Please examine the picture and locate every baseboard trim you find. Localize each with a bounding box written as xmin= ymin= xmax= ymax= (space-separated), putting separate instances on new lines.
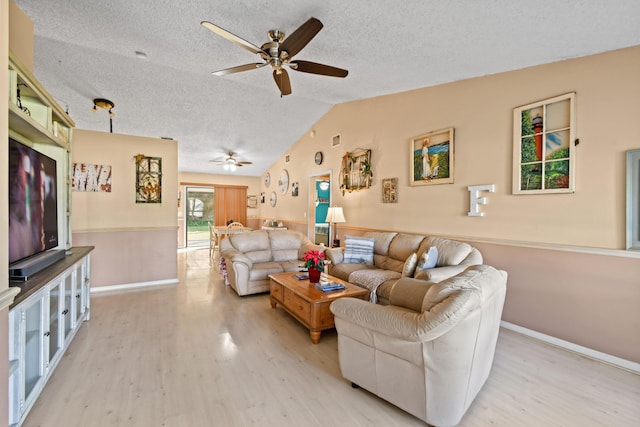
xmin=91 ymin=279 xmax=179 ymax=294
xmin=501 ymin=321 xmax=640 ymax=374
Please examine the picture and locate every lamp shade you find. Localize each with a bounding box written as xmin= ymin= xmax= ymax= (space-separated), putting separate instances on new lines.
xmin=325 ymin=206 xmax=346 ymax=223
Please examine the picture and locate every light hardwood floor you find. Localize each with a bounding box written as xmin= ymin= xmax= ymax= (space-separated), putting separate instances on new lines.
xmin=23 ymin=248 xmax=640 ymax=426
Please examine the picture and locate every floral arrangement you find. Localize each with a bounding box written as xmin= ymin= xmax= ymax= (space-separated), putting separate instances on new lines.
xmin=303 ymin=249 xmax=325 ymax=272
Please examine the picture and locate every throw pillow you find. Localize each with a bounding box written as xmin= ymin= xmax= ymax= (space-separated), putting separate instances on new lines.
xmin=401 ymin=253 xmax=418 ymax=277
xmin=343 ymin=235 xmax=374 ymax=265
xmin=417 ymin=246 xmax=438 ymax=270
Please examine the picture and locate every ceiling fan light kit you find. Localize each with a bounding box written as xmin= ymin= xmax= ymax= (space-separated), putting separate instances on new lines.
xmin=201 ymin=17 xmax=348 ymax=96
xmin=210 ymin=151 xmax=253 ymax=172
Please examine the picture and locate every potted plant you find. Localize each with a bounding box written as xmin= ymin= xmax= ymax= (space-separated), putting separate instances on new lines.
xmin=303 ymin=249 xmax=325 ymax=283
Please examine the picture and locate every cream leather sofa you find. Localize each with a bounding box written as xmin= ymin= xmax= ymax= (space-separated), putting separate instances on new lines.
xmin=330 ymin=265 xmax=507 ymax=427
xmin=219 ymin=230 xmax=322 ymax=296
xmin=325 ymin=232 xmax=482 ymax=304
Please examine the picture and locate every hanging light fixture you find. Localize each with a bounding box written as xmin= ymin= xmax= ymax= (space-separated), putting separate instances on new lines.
xmin=92 ymin=98 xmax=115 ymax=133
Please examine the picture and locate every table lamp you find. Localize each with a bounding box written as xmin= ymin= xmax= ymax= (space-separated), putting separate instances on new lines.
xmin=325 ymin=206 xmax=346 ymax=248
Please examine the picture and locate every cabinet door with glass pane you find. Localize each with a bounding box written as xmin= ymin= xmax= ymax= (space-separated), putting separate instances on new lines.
xmin=9 ymin=290 xmax=47 ymax=426
xmin=47 ymin=280 xmax=63 ymax=370
xmin=63 ymin=272 xmax=74 ymax=344
xmin=72 ymin=263 xmax=84 ymax=327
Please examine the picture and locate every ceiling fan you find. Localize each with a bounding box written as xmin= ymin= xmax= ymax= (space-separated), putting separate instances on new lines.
xmin=201 ymin=17 xmax=348 ymax=96
xmin=209 ymin=152 xmax=253 ymax=171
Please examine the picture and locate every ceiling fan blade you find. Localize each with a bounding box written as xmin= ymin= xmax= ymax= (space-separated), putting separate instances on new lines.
xmin=289 ymin=60 xmax=348 ymax=78
xmin=237 ymin=161 xmax=253 ymax=165
xmin=201 ymin=21 xmax=263 ymax=55
xmin=212 ymin=62 xmax=267 ymax=76
xmin=280 ymin=17 xmax=323 ymax=58
xmin=273 ymin=69 xmax=292 ymax=96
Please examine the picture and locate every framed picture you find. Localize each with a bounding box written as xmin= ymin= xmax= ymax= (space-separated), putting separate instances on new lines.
xmin=332 ymin=133 xmax=341 ymax=148
xmin=260 ymin=192 xmax=265 ymax=204
xmin=72 ymin=163 xmax=112 ymax=192
xmin=382 ymin=178 xmax=398 ymax=203
xmin=135 ymin=155 xmax=162 ymax=203
xmin=627 ymin=149 xmax=640 ymax=250
xmin=285 ymin=154 xmax=290 ymax=163
xmin=409 ymin=127 xmax=454 ymax=186
xmin=512 ymin=92 xmax=576 ymax=194
xmin=291 ymin=182 xmax=299 ymax=197
xmin=247 ymin=195 xmax=258 ymax=208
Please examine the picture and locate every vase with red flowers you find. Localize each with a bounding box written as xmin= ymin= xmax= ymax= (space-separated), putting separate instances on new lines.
xmin=303 ymin=249 xmax=325 ymax=283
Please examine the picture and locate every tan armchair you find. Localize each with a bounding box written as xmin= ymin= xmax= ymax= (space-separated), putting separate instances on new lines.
xmin=329 ymin=265 xmax=507 ymax=426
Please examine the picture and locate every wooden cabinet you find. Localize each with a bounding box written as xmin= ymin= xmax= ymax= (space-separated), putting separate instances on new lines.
xmin=8 ymin=247 xmax=92 ymax=427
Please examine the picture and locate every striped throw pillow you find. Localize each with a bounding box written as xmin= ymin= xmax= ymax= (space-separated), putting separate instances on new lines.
xmin=343 ymin=236 xmax=374 ymax=265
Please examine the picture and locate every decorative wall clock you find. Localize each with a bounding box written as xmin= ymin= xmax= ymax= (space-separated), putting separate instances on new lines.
xmin=264 ymin=172 xmax=271 ymax=187
xmin=279 ymin=169 xmax=289 ymax=194
xmin=315 ymin=151 xmax=324 ymax=165
xmin=270 ymin=191 xmax=277 ymax=207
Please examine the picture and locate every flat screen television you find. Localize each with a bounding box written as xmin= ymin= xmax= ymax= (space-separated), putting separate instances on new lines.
xmin=8 ymin=137 xmax=59 ymax=271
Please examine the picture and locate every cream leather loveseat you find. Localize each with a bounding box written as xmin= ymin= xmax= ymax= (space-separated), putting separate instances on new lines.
xmin=325 ymin=232 xmax=482 ymax=304
xmin=220 ymin=230 xmax=322 ymax=296
xmin=330 ymin=265 xmax=507 ymax=426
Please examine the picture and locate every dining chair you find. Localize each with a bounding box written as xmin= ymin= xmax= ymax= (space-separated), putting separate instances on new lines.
xmin=208 ymin=221 xmax=217 ymax=257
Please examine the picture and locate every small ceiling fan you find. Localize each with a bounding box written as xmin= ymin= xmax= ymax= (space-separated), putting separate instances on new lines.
xmin=201 ymin=17 xmax=348 ymax=96
xmin=210 ymin=152 xmax=252 ymax=171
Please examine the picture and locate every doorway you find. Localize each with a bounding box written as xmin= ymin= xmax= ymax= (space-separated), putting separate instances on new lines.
xmin=184 ymin=186 xmax=214 ymax=247
xmin=308 ymin=171 xmax=332 ymax=245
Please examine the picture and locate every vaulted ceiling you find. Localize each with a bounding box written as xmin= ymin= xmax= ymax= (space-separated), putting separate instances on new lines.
xmin=13 ymin=0 xmax=640 ymax=175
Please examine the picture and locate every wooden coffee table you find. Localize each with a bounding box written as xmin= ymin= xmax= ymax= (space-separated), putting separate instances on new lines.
xmin=269 ymin=272 xmax=369 ymax=344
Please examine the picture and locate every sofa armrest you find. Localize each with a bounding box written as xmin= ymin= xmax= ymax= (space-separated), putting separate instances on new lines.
xmin=388 ymin=278 xmax=434 ymax=312
xmin=415 ymin=265 xmax=469 ymax=283
xmin=225 ymin=251 xmax=253 ymax=269
xmin=330 ymin=292 xmax=476 ymax=343
xmin=299 ymin=241 xmax=326 ymax=258
xmin=325 ymin=247 xmax=344 ymax=264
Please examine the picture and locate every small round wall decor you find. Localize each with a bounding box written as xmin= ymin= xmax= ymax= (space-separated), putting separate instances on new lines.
xmin=279 ymin=169 xmax=289 ymax=194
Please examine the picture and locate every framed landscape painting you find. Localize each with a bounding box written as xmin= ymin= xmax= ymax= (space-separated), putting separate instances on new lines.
xmin=512 ymin=92 xmax=576 ymax=194
xmin=409 ymin=127 xmax=454 ymax=186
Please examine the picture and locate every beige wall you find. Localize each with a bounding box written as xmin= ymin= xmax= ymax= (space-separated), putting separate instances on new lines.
xmin=72 ymin=130 xmax=178 ymax=287
xmin=7 ymin=0 xmax=32 ymax=71
xmin=268 ymin=46 xmax=640 ymax=250
xmin=73 ymin=130 xmax=178 ymax=230
xmin=262 ymin=46 xmax=640 ymax=362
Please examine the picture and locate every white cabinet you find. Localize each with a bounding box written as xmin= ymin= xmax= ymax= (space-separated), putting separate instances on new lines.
xmin=8 ymin=52 xmax=75 ymax=251
xmin=8 ymin=248 xmax=92 ymax=427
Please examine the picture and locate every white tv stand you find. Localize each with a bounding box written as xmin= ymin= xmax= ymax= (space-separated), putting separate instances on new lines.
xmin=7 ymin=246 xmax=93 ymax=427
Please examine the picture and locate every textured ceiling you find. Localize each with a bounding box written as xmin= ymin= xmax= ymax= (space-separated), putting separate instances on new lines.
xmin=13 ymin=0 xmax=640 ymax=176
